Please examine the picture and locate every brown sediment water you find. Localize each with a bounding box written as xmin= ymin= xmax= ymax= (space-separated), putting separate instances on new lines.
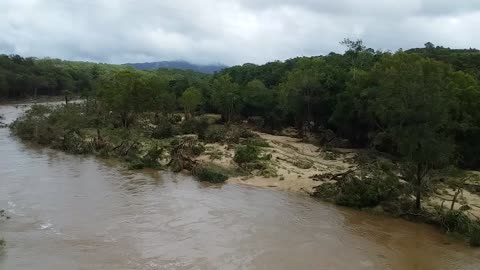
xmin=0 ymin=104 xmax=479 ymax=270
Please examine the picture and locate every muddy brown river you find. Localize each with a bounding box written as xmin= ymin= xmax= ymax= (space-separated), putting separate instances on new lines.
xmin=0 ymin=104 xmax=479 ymax=270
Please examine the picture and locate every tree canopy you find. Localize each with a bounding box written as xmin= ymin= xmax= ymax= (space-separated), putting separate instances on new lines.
xmin=179 ymin=87 xmax=203 ymax=119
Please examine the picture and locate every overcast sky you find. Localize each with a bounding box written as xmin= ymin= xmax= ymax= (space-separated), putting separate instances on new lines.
xmin=1 ymin=0 xmax=479 ymax=65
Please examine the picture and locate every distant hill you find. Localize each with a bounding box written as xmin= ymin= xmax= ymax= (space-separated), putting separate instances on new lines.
xmin=124 ymin=61 xmax=227 ymax=74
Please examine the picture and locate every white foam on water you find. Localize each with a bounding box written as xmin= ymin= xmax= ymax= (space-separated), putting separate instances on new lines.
xmin=7 ymin=201 xmax=16 ymax=214
xmin=39 ymin=222 xmax=53 ymax=230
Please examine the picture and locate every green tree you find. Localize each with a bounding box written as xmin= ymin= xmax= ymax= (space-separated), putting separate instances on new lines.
xmin=211 ymin=75 xmax=243 ymax=122
xmin=329 ymin=68 xmax=377 ymax=146
xmin=0 ymin=73 xmax=8 ymax=99
xmin=341 ymin=38 xmax=365 ymax=80
xmin=340 ymin=38 xmax=379 ymax=81
xmin=424 ymin=42 xmax=435 ymax=50
xmin=241 ymin=79 xmax=275 ymax=116
xmin=145 ymin=75 xmax=177 ymax=117
xmin=63 ymin=89 xmax=73 ymax=105
xmin=98 ymin=70 xmax=148 ymax=128
xmin=179 ymin=87 xmax=202 ymax=119
xmin=278 ymin=58 xmax=344 ymax=135
xmin=448 ymin=71 xmax=480 ymax=168
xmin=372 ymin=53 xmax=456 ymax=210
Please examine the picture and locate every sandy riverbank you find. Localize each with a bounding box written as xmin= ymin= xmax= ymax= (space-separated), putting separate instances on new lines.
xmin=0 ymin=96 xmax=81 ymax=106
xmin=196 ymin=130 xmax=480 ymax=220
xmin=196 ymin=131 xmax=356 ymax=194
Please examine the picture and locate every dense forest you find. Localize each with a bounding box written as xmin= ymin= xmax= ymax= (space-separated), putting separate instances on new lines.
xmin=4 ymin=41 xmax=480 ymax=170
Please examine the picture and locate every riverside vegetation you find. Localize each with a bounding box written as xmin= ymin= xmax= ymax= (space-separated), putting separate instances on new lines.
xmin=0 ymin=210 xmax=9 ymax=250
xmin=6 ymin=40 xmax=480 ymax=246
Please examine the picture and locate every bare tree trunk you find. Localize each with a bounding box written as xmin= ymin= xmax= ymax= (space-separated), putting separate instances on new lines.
xmin=414 ymin=163 xmax=426 ymax=210
xmin=296 ymin=115 xmax=305 ymax=138
xmin=184 ymin=110 xmax=192 ymax=120
xmin=121 ymin=112 xmax=129 ymax=129
xmin=451 ymin=189 xmax=462 ymax=210
xmin=415 ymin=188 xmax=422 ymax=210
xmin=227 ymin=110 xmax=231 ymax=123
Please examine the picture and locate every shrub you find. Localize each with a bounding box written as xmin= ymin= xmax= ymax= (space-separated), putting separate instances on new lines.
xmin=435 ymin=209 xmax=480 ymax=246
xmin=10 ymin=104 xmax=95 ymax=149
xmin=151 ymin=116 xmax=174 ymax=139
xmin=438 ymin=209 xmax=471 ymax=234
xmin=247 ymin=116 xmax=265 ymax=128
xmin=259 ymin=165 xmax=278 ymax=178
xmin=234 ymin=144 xmax=261 ymax=164
xmin=140 ymin=144 xmax=164 ymax=168
xmin=10 ymin=105 xmax=51 ymax=141
xmin=199 ymin=114 xmax=221 ymax=124
xmin=194 ymin=164 xmax=229 ymax=183
xmin=313 ymin=183 xmax=339 ymax=201
xmin=335 ymin=174 xmax=402 ymax=208
xmin=203 ymin=125 xmax=228 ymax=143
xmin=168 ymin=114 xmax=182 ymax=124
xmin=128 ymin=160 xmax=145 ymax=170
xmin=61 ymin=131 xmax=92 ymax=154
xmin=241 ymin=160 xmax=268 ymax=172
xmin=227 ymin=126 xmax=255 ymax=143
xmin=179 ymin=117 xmax=209 ymax=137
xmin=469 ymin=224 xmax=480 ymax=247
xmin=192 ymin=143 xmax=205 ymax=156
xmin=169 ymin=135 xmax=205 ymax=172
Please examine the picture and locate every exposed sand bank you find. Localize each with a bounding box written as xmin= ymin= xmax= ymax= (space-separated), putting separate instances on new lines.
xmin=196 ymin=131 xmax=357 ymax=194
xmin=196 ymin=130 xmax=480 ymax=221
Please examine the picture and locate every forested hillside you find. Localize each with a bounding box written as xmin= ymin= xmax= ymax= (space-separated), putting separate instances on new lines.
xmin=124 ymin=60 xmax=227 ymax=74
xmin=4 ymin=40 xmax=480 ymax=172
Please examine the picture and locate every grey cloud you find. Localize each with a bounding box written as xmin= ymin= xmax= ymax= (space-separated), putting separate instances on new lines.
xmin=0 ymin=0 xmax=479 ymax=65
xmin=239 ymin=0 xmax=480 ymax=16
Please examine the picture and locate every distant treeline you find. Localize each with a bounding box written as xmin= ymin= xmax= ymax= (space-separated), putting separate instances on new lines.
xmin=0 ymin=55 xmax=101 ymax=99
xmin=3 ymin=41 xmax=480 ymax=172
xmin=124 ymin=60 xmax=227 ymax=74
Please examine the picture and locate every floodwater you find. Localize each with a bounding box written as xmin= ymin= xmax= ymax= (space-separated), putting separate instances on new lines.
xmin=0 ymin=104 xmax=479 ymax=270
